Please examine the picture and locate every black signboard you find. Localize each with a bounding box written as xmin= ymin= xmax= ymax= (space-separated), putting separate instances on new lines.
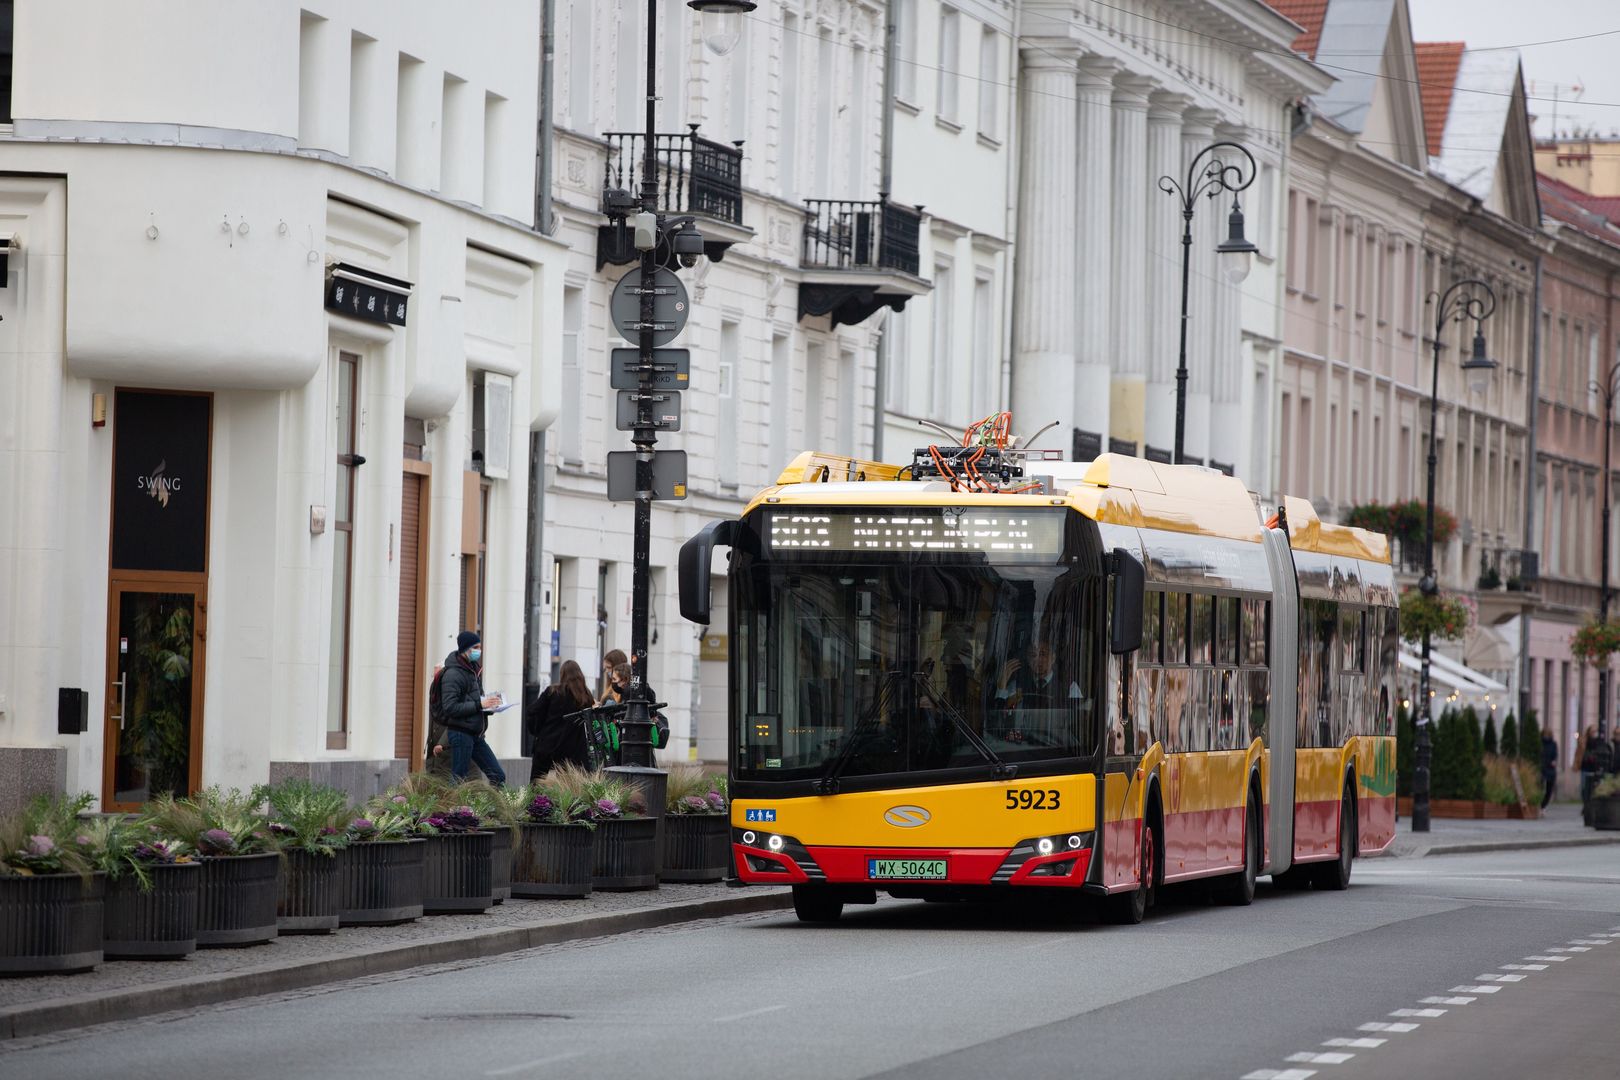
xmin=765 ymin=508 xmax=1066 ymax=560
xmin=325 ymin=263 xmax=410 ymax=326
xmin=111 ymin=391 xmax=212 ymax=573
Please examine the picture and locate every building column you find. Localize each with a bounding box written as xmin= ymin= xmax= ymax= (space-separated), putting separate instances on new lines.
xmin=1073 ymin=56 xmax=1123 ymax=451
xmin=1208 ymin=123 xmax=1248 ymax=474
xmin=1010 ymin=47 xmax=1081 ymax=438
xmin=1181 ymin=108 xmax=1220 ymax=466
xmin=1109 ymin=75 xmax=1154 ymax=455
xmin=1144 ymin=92 xmax=1190 ymax=459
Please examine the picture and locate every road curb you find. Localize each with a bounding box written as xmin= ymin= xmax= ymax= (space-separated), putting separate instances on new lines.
xmin=0 ymin=888 xmax=794 ymax=1041
xmin=1414 ymin=835 xmax=1620 ymax=857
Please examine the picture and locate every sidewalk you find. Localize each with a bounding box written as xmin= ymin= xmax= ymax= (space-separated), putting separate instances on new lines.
xmin=1383 ymin=802 xmax=1620 ymax=858
xmin=0 ymin=882 xmax=791 ymax=1041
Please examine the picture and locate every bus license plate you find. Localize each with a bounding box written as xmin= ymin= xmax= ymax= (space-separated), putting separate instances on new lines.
xmin=868 ymin=858 xmax=947 ymax=880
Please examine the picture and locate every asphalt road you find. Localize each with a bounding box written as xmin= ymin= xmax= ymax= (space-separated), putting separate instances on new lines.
xmin=2 ymin=845 xmax=1617 ymax=1080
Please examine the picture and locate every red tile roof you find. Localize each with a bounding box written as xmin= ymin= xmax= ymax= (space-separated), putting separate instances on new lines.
xmin=1268 ymin=0 xmax=1328 ymax=59
xmin=1538 ymin=173 xmax=1620 ymax=246
xmin=1415 ymin=42 xmax=1467 ymax=158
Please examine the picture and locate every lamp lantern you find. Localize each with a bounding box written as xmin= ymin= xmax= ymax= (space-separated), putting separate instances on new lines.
xmin=687 ymin=1 xmax=756 ymax=56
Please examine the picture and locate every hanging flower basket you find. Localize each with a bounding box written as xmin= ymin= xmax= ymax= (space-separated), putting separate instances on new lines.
xmin=1398 ymin=588 xmax=1471 ymax=643
xmin=1345 ymin=500 xmax=1458 ymax=548
xmin=1570 ymin=620 xmax=1620 ymax=667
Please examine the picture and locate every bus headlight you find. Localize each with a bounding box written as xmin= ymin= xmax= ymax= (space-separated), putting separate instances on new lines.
xmin=1067 ymin=834 xmax=1084 ymax=850
xmin=741 ymin=831 xmax=756 ymax=846
xmin=1036 ymin=837 xmax=1055 ymax=856
xmin=767 ymin=835 xmax=785 ymax=852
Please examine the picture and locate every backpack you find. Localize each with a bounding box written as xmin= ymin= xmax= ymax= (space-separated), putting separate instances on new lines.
xmin=428 ymin=665 xmax=447 ymax=724
xmin=423 ymin=665 xmax=451 ymax=776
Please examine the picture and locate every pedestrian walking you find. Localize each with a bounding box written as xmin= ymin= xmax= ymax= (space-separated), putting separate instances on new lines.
xmin=438 ymin=631 xmax=508 ymax=787
xmin=599 ymin=648 xmax=628 ymax=704
xmin=1577 ymin=725 xmax=1600 ymax=821
xmin=1540 ymin=729 xmax=1559 ymax=810
xmin=526 ymin=659 xmax=597 ymax=781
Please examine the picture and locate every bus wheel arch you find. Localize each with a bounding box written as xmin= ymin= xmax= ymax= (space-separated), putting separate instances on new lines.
xmin=1311 ymin=775 xmax=1356 ymax=891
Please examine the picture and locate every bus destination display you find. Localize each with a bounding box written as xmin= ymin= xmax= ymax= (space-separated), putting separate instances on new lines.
xmin=767 ymin=510 xmax=1063 ymax=556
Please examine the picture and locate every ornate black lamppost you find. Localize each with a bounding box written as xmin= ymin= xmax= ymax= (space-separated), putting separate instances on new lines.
xmin=1158 ymin=141 xmax=1259 ymax=464
xmin=1590 ymin=362 xmax=1620 ymax=740
xmin=1413 ymin=279 xmax=1498 ymax=832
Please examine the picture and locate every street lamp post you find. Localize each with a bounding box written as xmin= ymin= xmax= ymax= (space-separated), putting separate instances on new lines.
xmin=1413 ymin=278 xmax=1498 ymax=833
xmin=1158 ymin=141 xmax=1259 ymax=465
xmin=1590 ymin=362 xmax=1620 ymax=741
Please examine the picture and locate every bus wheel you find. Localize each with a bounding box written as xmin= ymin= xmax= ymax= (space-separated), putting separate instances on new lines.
xmin=1312 ymin=786 xmax=1355 ymax=891
xmin=1104 ymin=822 xmax=1155 ymax=925
xmin=792 ymin=885 xmax=844 ymax=923
xmin=1218 ymin=799 xmax=1259 ymax=906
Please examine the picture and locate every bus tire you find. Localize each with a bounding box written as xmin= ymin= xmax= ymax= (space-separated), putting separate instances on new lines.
xmin=792 ymin=886 xmax=844 ymax=923
xmin=1218 ymin=796 xmax=1259 ymax=906
xmin=1104 ymin=817 xmax=1156 ymax=925
xmin=1311 ymin=784 xmax=1355 ymax=891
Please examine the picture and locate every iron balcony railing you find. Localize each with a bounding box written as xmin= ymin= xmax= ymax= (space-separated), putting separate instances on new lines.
xmin=602 ymin=125 xmax=744 ymax=226
xmin=801 ymin=198 xmax=922 ymax=275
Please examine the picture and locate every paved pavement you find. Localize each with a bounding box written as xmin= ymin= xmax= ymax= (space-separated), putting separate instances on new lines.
xmin=2 ymin=843 xmax=1615 ymax=1079
xmin=1384 ymin=801 xmax=1620 ymax=857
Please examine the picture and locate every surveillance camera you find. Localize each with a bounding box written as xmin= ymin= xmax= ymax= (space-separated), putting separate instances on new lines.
xmin=671 ymin=226 xmax=705 ymax=269
xmin=679 ymin=251 xmax=701 ymax=269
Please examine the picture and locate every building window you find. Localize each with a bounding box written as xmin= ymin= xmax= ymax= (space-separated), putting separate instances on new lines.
xmin=931 ymin=261 xmax=954 ymax=417
xmin=327 ymin=352 xmax=360 ymax=749
xmin=974 ymin=273 xmax=996 ymax=410
xmin=568 ymin=0 xmax=593 ymax=131
xmin=615 ymin=7 xmax=642 ymax=131
xmin=719 ymin=321 xmax=740 ymax=486
xmin=976 ymin=27 xmax=1000 ymax=140
xmin=804 ymin=341 xmax=825 ymax=450
xmin=560 ymin=286 xmax=584 ymax=464
xmin=770 ymin=331 xmax=793 ymax=479
xmin=885 ymin=309 xmax=909 ymax=412
xmin=936 ymin=7 xmax=960 ymax=124
xmin=780 ymin=11 xmax=801 ymax=196
xmin=895 ymin=0 xmax=918 ymax=104
xmin=0 ymin=0 xmax=13 ymax=125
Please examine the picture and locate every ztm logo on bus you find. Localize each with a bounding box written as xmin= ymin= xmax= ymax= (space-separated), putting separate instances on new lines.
xmin=884 ymin=805 xmax=931 ymax=828
xmin=745 ymin=809 xmax=777 ymax=823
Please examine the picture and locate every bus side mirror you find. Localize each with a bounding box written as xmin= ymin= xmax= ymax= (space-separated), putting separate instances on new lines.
xmin=679 ymin=519 xmax=739 ymax=625
xmin=1108 ymin=548 xmax=1145 ymax=655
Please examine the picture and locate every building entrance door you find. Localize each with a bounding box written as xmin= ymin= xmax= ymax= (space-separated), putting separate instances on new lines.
xmin=103 ymin=389 xmax=213 ymax=810
xmin=104 ymin=583 xmax=206 ymax=811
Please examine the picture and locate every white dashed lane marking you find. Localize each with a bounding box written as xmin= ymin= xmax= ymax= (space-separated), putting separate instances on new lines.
xmin=1449 ymin=985 xmax=1502 ymax=994
xmin=1525 ymin=955 xmax=1570 ymax=961
xmin=1420 ymin=996 xmax=1474 ymax=1005
xmin=1500 ymin=963 xmax=1547 ymax=970
xmin=1241 ymin=1069 xmax=1318 ymax=1080
xmin=1473 ymin=973 xmax=1526 ymax=982
xmin=1286 ymin=1051 xmax=1355 ymax=1065
xmin=1390 ymin=1008 xmax=1446 ymax=1018
xmin=1359 ymin=1022 xmax=1420 ymax=1033
xmin=1550 ymin=946 xmax=1590 ymax=953
xmin=1323 ymin=1038 xmax=1386 ymax=1049
xmin=1569 ymin=939 xmax=1610 ymax=945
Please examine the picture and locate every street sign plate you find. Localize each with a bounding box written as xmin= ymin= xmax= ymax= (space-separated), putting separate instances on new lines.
xmin=607 ymin=450 xmax=688 ymax=502
xmin=616 ymin=390 xmax=683 ymax=432
xmin=610 ymin=348 xmax=692 ymax=390
xmin=610 ymin=267 xmax=689 ymax=347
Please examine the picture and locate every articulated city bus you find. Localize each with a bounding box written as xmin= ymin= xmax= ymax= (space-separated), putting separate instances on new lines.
xmin=678 ymin=438 xmax=1397 ymax=924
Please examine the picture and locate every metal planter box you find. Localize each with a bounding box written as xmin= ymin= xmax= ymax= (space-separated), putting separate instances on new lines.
xmin=511 ymin=823 xmax=594 ymax=899
xmin=592 ymin=817 xmax=659 ymax=891
xmin=196 ymin=852 xmax=280 ymax=948
xmin=660 ymin=814 xmax=730 ymax=884
xmin=0 ymin=872 xmax=105 ymax=975
xmin=103 ymin=861 xmax=201 ymax=960
xmin=487 ymin=825 xmax=512 ymax=904
xmin=277 ymin=848 xmax=345 ymax=934
xmin=340 ymin=839 xmax=425 ymax=926
xmin=421 ymin=832 xmax=493 ymax=914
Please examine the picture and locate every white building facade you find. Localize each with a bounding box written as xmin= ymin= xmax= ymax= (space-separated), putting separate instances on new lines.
xmin=0 ymin=0 xmax=566 ymax=809
xmin=1009 ymin=0 xmax=1327 ymax=487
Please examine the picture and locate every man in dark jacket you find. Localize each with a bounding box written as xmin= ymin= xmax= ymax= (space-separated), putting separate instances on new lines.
xmin=1540 ymin=730 xmax=1558 ymax=810
xmin=440 ymin=631 xmax=507 ymax=786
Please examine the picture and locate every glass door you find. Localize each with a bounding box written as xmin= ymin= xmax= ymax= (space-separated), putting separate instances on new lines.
xmin=104 ymin=584 xmax=205 ymax=811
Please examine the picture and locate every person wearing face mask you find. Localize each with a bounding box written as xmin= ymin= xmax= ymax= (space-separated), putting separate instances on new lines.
xmin=438 ymin=630 xmax=507 ymax=786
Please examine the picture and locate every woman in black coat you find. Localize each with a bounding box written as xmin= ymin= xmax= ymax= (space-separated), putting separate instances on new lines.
xmin=528 ymin=660 xmax=597 ymax=781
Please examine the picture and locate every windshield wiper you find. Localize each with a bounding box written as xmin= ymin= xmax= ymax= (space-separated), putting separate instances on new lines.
xmin=913 ymin=671 xmax=1018 ymax=780
xmin=816 ymin=670 xmax=903 ymax=795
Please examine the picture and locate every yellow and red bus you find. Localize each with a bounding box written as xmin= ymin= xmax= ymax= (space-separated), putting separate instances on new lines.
xmin=678 ymin=448 xmax=1397 ymax=923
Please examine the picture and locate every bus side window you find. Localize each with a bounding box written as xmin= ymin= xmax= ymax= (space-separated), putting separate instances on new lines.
xmin=1246 ymin=669 xmax=1268 ymax=745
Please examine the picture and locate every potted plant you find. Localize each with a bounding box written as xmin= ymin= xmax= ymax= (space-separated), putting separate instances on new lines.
xmin=1593 ymin=776 xmax=1620 ymax=830
xmin=144 ymin=789 xmax=280 ymax=948
xmin=1570 ymin=620 xmax=1620 ymax=669
xmin=419 ymin=804 xmax=493 ymax=914
xmin=1477 ymin=565 xmax=1501 ymax=591
xmin=1398 ymin=588 xmax=1472 ymax=644
xmin=660 ymin=766 xmax=730 ymax=883
xmin=0 ymin=794 xmax=104 ymax=976
xmin=256 ymin=779 xmax=350 ymax=934
xmin=582 ymin=769 xmax=658 ymax=891
xmin=459 ymin=779 xmax=520 ymax=904
xmin=339 ymin=811 xmax=426 ymax=926
xmin=511 ymin=775 xmax=597 ymax=899
xmin=84 ymin=816 xmax=201 ymax=960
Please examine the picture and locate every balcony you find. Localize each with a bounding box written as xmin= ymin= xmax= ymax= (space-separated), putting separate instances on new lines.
xmin=798 ymin=198 xmax=930 ymax=327
xmin=597 ymin=126 xmax=752 ymax=270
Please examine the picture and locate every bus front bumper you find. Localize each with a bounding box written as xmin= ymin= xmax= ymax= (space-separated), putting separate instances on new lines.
xmin=731 ymin=831 xmax=1093 ymax=888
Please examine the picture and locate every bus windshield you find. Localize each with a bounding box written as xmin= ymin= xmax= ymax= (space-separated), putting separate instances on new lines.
xmin=733 ymin=515 xmax=1101 ymax=785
